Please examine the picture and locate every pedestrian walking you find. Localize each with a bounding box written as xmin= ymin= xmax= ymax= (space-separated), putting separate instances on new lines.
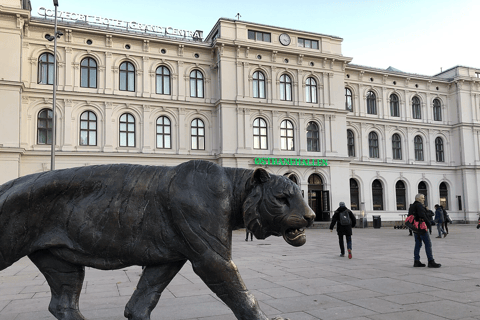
xmin=434 ymin=204 xmax=447 ymax=238
xmin=409 ymin=194 xmax=441 ymax=268
xmin=441 ymin=206 xmax=450 ymax=234
xmin=330 ymin=202 xmax=356 ymax=259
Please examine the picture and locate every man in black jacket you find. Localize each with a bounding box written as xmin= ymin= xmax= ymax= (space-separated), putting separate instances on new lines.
xmin=409 ymin=194 xmax=441 ymax=268
xmin=330 ymin=202 xmax=356 ymax=259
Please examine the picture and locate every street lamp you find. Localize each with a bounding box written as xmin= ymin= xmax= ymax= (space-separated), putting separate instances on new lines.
xmin=46 ymin=0 xmax=62 ymax=170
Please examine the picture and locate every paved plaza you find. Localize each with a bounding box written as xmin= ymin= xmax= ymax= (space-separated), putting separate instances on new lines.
xmin=1 ymin=224 xmax=480 ymax=320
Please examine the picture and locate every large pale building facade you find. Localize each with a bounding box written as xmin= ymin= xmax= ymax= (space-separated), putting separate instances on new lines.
xmin=1 ymin=0 xmax=480 ymax=223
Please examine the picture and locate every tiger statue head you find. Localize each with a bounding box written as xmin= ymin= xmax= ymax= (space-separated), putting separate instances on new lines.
xmin=243 ymin=168 xmax=315 ymax=247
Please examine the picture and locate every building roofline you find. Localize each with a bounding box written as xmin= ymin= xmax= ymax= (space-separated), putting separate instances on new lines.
xmin=346 ymin=63 xmax=450 ymax=81
xmin=208 ymin=18 xmax=343 ymax=41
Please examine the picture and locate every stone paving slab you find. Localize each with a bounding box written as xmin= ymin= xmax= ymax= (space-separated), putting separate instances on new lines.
xmin=1 ymin=224 xmax=480 ymax=319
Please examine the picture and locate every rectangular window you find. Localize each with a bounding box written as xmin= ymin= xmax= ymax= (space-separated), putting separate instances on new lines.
xmin=248 ymin=30 xmax=271 ymax=42
xmin=298 ymin=37 xmax=319 ymax=49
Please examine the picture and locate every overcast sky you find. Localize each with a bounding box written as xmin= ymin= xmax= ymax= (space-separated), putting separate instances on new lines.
xmin=31 ymin=0 xmax=479 ymax=76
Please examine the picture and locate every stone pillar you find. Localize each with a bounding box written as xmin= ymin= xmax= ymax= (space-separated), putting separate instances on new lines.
xmin=103 ymin=102 xmax=114 ymax=152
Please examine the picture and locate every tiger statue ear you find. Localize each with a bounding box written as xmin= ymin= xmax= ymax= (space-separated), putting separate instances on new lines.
xmin=252 ymin=168 xmax=270 ymax=184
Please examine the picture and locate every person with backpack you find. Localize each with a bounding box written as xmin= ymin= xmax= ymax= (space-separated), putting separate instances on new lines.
xmin=409 ymin=194 xmax=441 ymax=268
xmin=330 ymin=202 xmax=356 ymax=259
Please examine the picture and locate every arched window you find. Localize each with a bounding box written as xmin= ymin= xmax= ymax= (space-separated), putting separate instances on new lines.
xmin=38 ymin=52 xmax=55 ymax=85
xmin=191 ymin=118 xmax=205 ymax=150
xmin=252 ymin=71 xmax=266 ymax=99
xmin=280 ymin=119 xmax=294 ymax=150
xmin=414 ymin=135 xmax=424 ymax=161
xmin=372 ymin=179 xmax=383 ymax=210
xmin=347 ymin=129 xmax=355 ymax=157
xmin=412 ymin=96 xmax=421 ymax=119
xmin=395 ymin=180 xmax=406 ymax=210
xmin=80 ymin=57 xmax=97 ymax=88
xmin=119 ymin=61 xmax=135 ymax=91
xmin=79 ymin=111 xmax=97 ymax=146
xmin=418 ymin=181 xmax=428 ymax=207
xmin=156 ymin=116 xmax=171 ymax=149
xmin=253 ymin=117 xmax=268 ymax=150
xmin=439 ymin=182 xmax=449 ymax=210
xmin=305 ymin=77 xmax=317 ymax=103
xmin=368 ymin=131 xmax=379 ymax=158
xmin=306 ymin=121 xmax=319 ymax=152
xmin=156 ymin=66 xmax=171 ymax=95
xmin=435 ymin=137 xmax=444 ymax=162
xmin=119 ymin=113 xmax=135 ymax=147
xmin=37 ymin=108 xmax=53 ymax=144
xmin=390 ymin=94 xmax=399 ymax=117
xmin=350 ymin=178 xmax=359 ymax=210
xmin=345 ymin=88 xmax=353 ymax=112
xmin=190 ymin=70 xmax=204 ymax=98
xmin=366 ymin=91 xmax=376 ymax=114
xmin=279 ymin=74 xmax=292 ymax=101
xmin=392 ymin=133 xmax=402 ymax=160
xmin=433 ymin=99 xmax=442 ymax=121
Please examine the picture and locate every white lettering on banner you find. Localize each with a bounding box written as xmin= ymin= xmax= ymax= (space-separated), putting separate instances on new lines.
xmin=37 ymin=7 xmax=202 ymax=39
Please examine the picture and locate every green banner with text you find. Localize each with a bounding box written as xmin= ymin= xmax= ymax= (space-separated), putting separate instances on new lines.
xmin=254 ymin=157 xmax=328 ymax=167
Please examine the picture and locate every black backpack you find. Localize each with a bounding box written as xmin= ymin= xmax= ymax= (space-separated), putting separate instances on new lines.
xmin=339 ymin=210 xmax=352 ymax=226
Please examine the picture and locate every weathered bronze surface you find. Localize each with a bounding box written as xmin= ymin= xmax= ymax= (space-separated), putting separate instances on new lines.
xmin=0 ymin=160 xmax=315 ymax=320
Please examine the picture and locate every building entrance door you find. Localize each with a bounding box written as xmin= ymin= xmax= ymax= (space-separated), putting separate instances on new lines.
xmin=308 ymin=174 xmax=330 ymax=221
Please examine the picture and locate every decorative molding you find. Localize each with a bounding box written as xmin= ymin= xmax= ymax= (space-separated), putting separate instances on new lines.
xmin=105 ymin=35 xmax=112 ymax=47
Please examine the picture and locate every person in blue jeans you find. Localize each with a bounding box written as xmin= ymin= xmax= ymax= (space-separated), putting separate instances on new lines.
xmin=434 ymin=204 xmax=447 ymax=238
xmin=409 ymin=194 xmax=441 ymax=268
xmin=330 ymin=202 xmax=356 ymax=259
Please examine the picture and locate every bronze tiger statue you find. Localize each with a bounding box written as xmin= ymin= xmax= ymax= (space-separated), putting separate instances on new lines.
xmin=0 ymin=160 xmax=315 ymax=320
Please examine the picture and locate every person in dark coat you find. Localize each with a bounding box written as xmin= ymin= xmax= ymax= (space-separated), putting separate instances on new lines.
xmin=409 ymin=194 xmax=441 ymax=268
xmin=330 ymin=202 xmax=356 ymax=259
xmin=434 ymin=204 xmax=447 ymax=238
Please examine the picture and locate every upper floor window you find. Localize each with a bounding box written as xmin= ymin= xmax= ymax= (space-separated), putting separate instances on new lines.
xmin=392 ymin=133 xmax=402 ymax=160
xmin=156 ymin=116 xmax=171 ymax=149
xmin=280 ymin=120 xmax=294 ymax=151
xmin=80 ymin=57 xmax=97 ymax=88
xmin=119 ymin=113 xmax=135 ymax=147
xmin=79 ymin=111 xmax=97 ymax=146
xmin=305 ymin=77 xmax=317 ymax=103
xmin=156 ymin=66 xmax=171 ymax=95
xmin=414 ymin=135 xmax=424 ymax=161
xmin=279 ymin=74 xmax=292 ymax=101
xmin=435 ymin=137 xmax=444 ymax=162
xmin=306 ymin=121 xmax=319 ymax=152
xmin=252 ymin=71 xmax=266 ymax=99
xmin=412 ymin=96 xmax=421 ymax=119
xmin=190 ymin=70 xmax=204 ymax=98
xmin=433 ymin=99 xmax=442 ymax=121
xmin=298 ymin=37 xmax=319 ymax=49
xmin=253 ymin=117 xmax=268 ymax=150
xmin=345 ymin=88 xmax=353 ymax=112
xmin=37 ymin=108 xmax=53 ymax=145
xmin=366 ymin=91 xmax=376 ymax=114
xmin=390 ymin=94 xmax=399 ymax=117
xmin=38 ymin=52 xmax=55 ymax=85
xmin=368 ymin=131 xmax=379 ymax=158
xmin=119 ymin=61 xmax=135 ymax=92
xmin=191 ymin=118 xmax=205 ymax=150
xmin=347 ymin=129 xmax=355 ymax=157
xmin=248 ymin=30 xmax=271 ymax=42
